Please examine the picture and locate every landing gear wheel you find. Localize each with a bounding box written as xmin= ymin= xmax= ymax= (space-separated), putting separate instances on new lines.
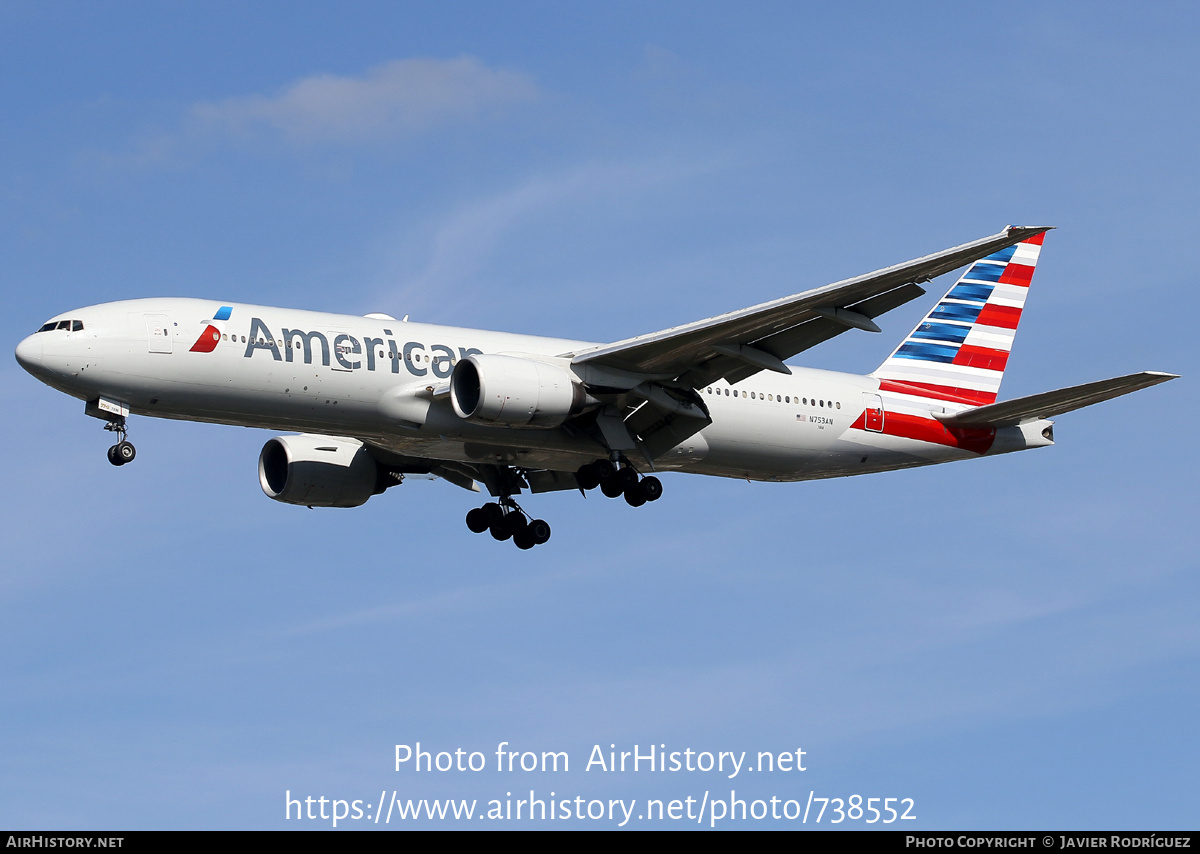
xmin=641 ymin=476 xmax=663 ymax=502
xmin=465 ymin=507 xmax=490 ymax=533
xmin=623 ymin=482 xmax=647 ymax=507
xmin=575 ymin=463 xmax=600 ymax=491
xmin=527 ymin=519 xmax=551 ymax=545
xmin=490 ymin=518 xmax=513 ymax=541
xmin=600 ymin=476 xmax=624 ymax=498
xmin=506 ymin=514 xmax=528 ymax=538
xmin=491 ymin=511 xmax=526 ymax=542
xmin=513 ymin=529 xmax=536 ymax=550
xmin=103 ymin=417 xmax=134 ymax=466
xmin=616 ymin=467 xmax=639 ymax=490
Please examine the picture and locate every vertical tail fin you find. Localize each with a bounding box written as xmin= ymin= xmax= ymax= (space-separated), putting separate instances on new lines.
xmin=872 ymin=230 xmax=1047 ymax=405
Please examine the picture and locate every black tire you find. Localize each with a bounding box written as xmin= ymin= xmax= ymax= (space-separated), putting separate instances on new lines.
xmin=623 ymin=483 xmax=647 ymax=507
xmin=466 ymin=507 xmax=489 ymax=533
xmin=506 ymin=514 xmax=528 ymax=537
xmin=600 ymin=476 xmax=624 ymax=498
xmin=575 ymin=463 xmax=600 ymax=491
xmin=527 ymin=519 xmax=551 ymax=545
xmin=617 ymin=467 xmax=639 ymax=489
xmin=117 ymin=441 xmax=136 ymax=464
xmin=490 ymin=518 xmax=513 ymax=541
xmin=594 ymin=459 xmax=616 ymax=480
xmin=482 ymin=503 xmax=505 ymax=525
xmin=641 ymin=476 xmax=663 ymax=501
xmin=513 ymin=529 xmax=536 ymax=550
xmin=107 ymin=445 xmax=123 ymax=466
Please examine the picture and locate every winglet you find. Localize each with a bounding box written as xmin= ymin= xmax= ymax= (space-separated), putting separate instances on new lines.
xmin=1006 ymin=225 xmax=1054 ymax=238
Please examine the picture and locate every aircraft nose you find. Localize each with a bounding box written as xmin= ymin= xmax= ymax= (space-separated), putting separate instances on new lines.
xmin=14 ymin=334 xmax=43 ymax=375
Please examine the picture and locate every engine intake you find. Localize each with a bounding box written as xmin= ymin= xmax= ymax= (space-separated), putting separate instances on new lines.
xmin=258 ymin=434 xmax=387 ymax=508
xmin=450 ymin=354 xmax=589 ymax=428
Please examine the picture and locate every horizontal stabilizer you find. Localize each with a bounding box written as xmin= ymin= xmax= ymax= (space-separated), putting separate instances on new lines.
xmin=936 ymin=371 xmax=1178 ymax=428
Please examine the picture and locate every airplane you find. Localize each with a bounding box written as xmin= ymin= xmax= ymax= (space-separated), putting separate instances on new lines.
xmin=14 ymin=226 xmax=1177 ymax=550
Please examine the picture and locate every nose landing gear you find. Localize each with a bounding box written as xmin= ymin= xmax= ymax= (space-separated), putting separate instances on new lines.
xmin=104 ymin=417 xmax=136 ymax=466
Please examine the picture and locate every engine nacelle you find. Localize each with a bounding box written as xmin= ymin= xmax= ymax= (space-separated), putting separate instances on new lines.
xmin=450 ymin=354 xmax=589 ymax=428
xmin=258 ymin=434 xmax=386 ymax=508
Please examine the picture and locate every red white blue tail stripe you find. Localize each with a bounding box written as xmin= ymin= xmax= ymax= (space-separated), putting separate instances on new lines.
xmin=871 ymin=231 xmax=1045 ymax=406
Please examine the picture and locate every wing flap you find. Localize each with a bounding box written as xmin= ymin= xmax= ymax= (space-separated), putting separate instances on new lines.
xmin=936 ymin=371 xmax=1178 ymax=428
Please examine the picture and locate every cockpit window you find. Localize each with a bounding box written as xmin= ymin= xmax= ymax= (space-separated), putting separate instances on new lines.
xmin=37 ymin=319 xmax=84 ymax=332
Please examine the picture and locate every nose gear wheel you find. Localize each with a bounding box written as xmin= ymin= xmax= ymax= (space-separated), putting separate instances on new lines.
xmin=103 ymin=417 xmax=136 ymax=467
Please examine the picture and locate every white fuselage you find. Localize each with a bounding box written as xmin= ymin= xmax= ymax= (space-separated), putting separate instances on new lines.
xmin=15 ymin=298 xmax=1051 ymax=484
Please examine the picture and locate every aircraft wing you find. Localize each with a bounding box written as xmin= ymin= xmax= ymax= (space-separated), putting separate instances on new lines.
xmin=569 ymin=225 xmax=1052 ymax=390
xmin=936 ymin=371 xmax=1179 ymax=428
xmin=360 ymin=442 xmax=582 ymax=497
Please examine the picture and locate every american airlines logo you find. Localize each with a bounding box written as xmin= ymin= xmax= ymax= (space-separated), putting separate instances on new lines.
xmin=189 ymin=305 xmax=233 ymax=353
xmin=241 ymin=316 xmax=481 ymax=379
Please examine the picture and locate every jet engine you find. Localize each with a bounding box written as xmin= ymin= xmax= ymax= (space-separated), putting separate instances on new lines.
xmin=258 ymin=434 xmax=388 ymax=508
xmin=450 ymin=354 xmax=591 ymax=428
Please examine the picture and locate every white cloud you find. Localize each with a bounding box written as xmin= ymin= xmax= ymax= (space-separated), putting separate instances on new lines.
xmin=361 ymin=153 xmax=737 ymax=324
xmin=189 ymin=57 xmax=538 ymax=144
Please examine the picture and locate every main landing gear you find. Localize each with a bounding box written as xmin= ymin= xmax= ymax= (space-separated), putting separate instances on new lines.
xmin=574 ymin=459 xmax=662 ymax=507
xmin=104 ymin=417 xmax=136 ymax=467
xmin=463 ymin=457 xmax=660 ymax=550
xmin=465 ymin=499 xmax=552 ymax=550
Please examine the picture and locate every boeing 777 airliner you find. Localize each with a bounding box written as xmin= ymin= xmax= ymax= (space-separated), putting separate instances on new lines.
xmin=14 ymin=226 xmax=1176 ymax=549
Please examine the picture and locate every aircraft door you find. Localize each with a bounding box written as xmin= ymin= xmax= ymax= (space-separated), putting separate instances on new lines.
xmin=863 ymin=392 xmax=884 ymax=432
xmin=145 ymin=314 xmax=172 ymax=354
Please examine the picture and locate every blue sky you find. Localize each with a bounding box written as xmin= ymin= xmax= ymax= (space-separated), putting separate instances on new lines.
xmin=2 ymin=1 xmax=1196 ymax=829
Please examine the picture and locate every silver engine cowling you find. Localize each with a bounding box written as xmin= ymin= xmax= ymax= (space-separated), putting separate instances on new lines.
xmin=258 ymin=434 xmax=386 ymax=508
xmin=450 ymin=354 xmax=590 ymax=428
